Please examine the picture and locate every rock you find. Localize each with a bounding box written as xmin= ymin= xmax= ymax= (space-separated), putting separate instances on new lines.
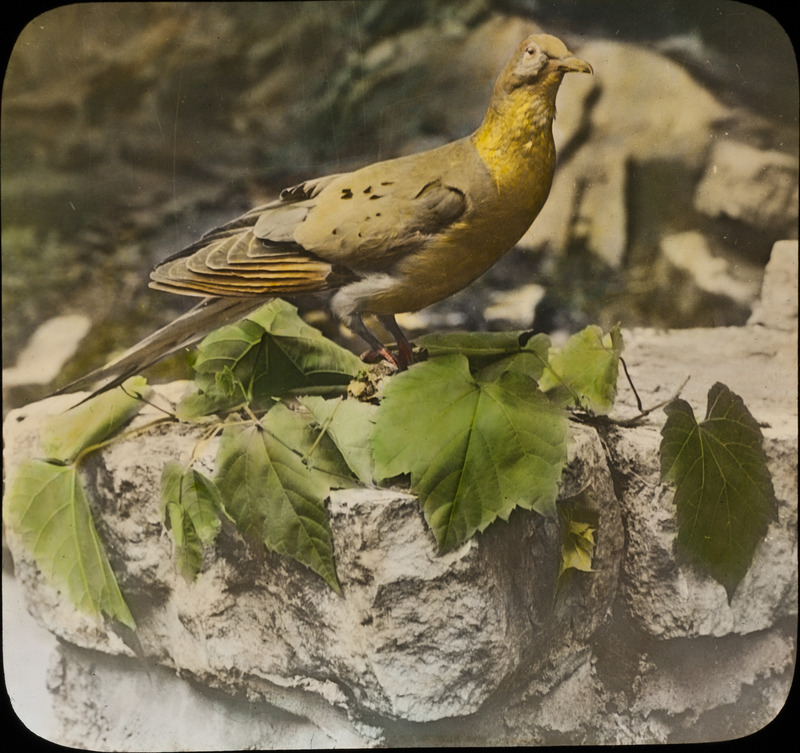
xmin=520 ymin=38 xmax=730 ymax=266
xmin=47 ymin=641 xmax=369 ymax=750
xmin=581 ymin=40 xmax=729 ymax=163
xmin=7 ymin=263 xmax=797 ymax=745
xmin=522 ymin=144 xmax=629 ymax=269
xmin=2 ymin=315 xmax=91 ymax=388
xmin=695 ymin=140 xmax=799 ymax=233
xmin=605 ymin=423 xmax=797 ymax=638
xmin=613 ymin=240 xmax=798 ymax=434
xmin=625 ymin=626 xmax=796 ymax=742
xmin=3 ymin=395 xmax=622 ymax=732
xmin=484 ymin=284 xmax=545 ymax=327
xmin=571 ymin=153 xmax=629 ymax=268
xmin=748 ymin=240 xmax=799 ymax=330
xmin=4 ymin=239 xmax=796 ymax=745
xmin=659 ymin=231 xmax=760 ymax=304
xmin=607 ymin=240 xmax=798 ymax=637
xmin=395 ymin=308 xmax=469 ymax=334
xmin=4 ymin=310 xmax=796 ymax=744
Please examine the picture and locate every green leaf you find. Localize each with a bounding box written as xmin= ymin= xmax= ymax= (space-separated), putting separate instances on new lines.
xmin=193 ymin=319 xmax=265 ymax=389
xmin=179 ymin=300 xmax=362 ymax=417
xmin=299 ymin=396 xmax=378 ymax=485
xmin=177 ymin=317 xmax=266 ymax=417
xmin=260 ymin=401 xmax=357 ymax=490
xmin=40 ymin=376 xmax=150 ymax=462
xmin=660 ymin=382 xmax=778 ymax=602
xmin=558 ymin=505 xmax=597 ymax=578
xmin=4 ymin=459 xmax=135 ymax=628
xmin=417 ymin=330 xmax=551 ymax=377
xmin=247 ymin=299 xmax=363 ymax=385
xmin=539 ymin=325 xmax=622 ymax=414
xmin=373 ymin=355 xmax=568 ymax=552
xmin=214 ymin=423 xmax=340 ymax=592
xmin=560 ymin=520 xmax=596 ymax=572
xmin=160 ymin=462 xmax=223 ymax=580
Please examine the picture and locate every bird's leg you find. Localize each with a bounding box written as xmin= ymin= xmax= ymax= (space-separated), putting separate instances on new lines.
xmin=378 ymin=314 xmax=414 ymax=369
xmin=348 ymin=313 xmax=404 ymax=370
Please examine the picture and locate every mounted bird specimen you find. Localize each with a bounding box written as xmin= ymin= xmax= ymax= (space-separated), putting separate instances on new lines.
xmin=58 ymin=33 xmax=592 ymax=399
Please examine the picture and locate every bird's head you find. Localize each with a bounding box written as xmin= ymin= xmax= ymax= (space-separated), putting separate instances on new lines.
xmin=474 ymin=34 xmax=593 ymax=174
xmin=497 ymin=33 xmax=593 ymax=95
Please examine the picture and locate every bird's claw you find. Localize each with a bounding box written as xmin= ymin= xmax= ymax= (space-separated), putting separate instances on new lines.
xmin=359 ymin=346 xmax=412 ymax=371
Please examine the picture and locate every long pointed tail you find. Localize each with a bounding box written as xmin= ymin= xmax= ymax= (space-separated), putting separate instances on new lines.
xmin=53 ymin=296 xmax=270 ymax=404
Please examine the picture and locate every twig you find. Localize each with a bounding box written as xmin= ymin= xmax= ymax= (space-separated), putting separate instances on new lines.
xmin=620 ymin=356 xmax=643 ymax=413
xmin=119 ymin=383 xmax=178 ymax=419
xmin=571 ymin=375 xmax=691 ymax=428
xmin=74 ymin=416 xmax=175 ymax=465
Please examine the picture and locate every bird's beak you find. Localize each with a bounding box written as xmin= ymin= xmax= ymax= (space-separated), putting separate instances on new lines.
xmin=558 ymin=55 xmax=593 ymax=75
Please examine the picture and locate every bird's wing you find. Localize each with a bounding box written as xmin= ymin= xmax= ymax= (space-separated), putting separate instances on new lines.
xmin=291 ymin=141 xmax=471 ymax=271
xmin=150 ymin=141 xmax=473 ymax=296
xmin=149 ymin=230 xmax=350 ymax=298
xmin=150 ymin=174 xmax=352 ymax=298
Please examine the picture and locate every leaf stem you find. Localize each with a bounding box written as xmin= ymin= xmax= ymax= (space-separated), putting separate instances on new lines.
xmin=529 ymin=346 xmax=585 ymax=407
xmin=74 ymin=416 xmax=176 ymax=466
xmin=301 ymin=400 xmax=341 ymax=466
xmin=572 ymin=375 xmax=690 ymax=428
xmin=620 ymin=356 xmax=643 ymax=412
xmin=119 ymin=383 xmax=178 ymax=419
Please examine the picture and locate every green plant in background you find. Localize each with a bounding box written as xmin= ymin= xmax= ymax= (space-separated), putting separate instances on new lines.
xmin=3 ymin=301 xmax=777 ymax=627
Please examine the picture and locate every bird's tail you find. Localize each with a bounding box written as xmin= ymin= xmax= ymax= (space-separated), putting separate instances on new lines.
xmin=53 ymin=296 xmax=270 ymax=405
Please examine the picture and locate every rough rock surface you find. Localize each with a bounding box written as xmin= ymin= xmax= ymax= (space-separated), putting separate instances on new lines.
xmin=3 ymin=242 xmax=796 ymax=748
xmin=3 ymin=403 xmax=621 ymax=736
xmin=695 ymin=140 xmax=799 ymax=233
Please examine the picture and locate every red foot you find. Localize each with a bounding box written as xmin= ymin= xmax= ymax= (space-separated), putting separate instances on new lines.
xmin=360 ymin=346 xmax=411 ymax=371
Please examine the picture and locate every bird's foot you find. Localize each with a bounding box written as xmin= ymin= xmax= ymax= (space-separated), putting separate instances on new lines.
xmin=359 ymin=345 xmax=412 ymax=371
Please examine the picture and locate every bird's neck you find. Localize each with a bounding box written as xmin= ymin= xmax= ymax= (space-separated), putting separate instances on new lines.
xmin=471 ymin=84 xmax=558 ymax=191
